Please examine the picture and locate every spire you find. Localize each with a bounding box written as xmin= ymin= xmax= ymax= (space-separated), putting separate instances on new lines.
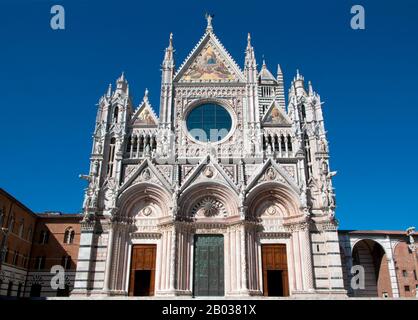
xmin=116 ymin=71 xmax=128 ymax=93
xmin=277 ymin=64 xmax=283 ymax=77
xmin=276 ymin=64 xmax=285 ymax=110
xmin=245 ymin=33 xmax=256 ymax=67
xmin=118 ymin=71 xmax=125 ymax=82
xmin=106 ymin=83 xmax=112 ymax=98
xmin=205 ymin=13 xmax=214 ymax=33
xmin=308 ymin=81 xmax=314 ymax=95
xmin=164 ymin=33 xmax=174 ymax=61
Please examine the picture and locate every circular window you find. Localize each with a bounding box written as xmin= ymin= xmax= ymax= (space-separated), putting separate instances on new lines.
xmin=186 ymin=103 xmax=232 ymax=143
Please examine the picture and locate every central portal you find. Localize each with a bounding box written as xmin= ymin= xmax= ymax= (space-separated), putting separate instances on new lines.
xmin=193 ymin=235 xmax=224 ymax=296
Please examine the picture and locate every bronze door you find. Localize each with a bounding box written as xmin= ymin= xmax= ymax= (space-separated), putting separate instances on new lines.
xmin=262 ymin=244 xmax=289 ymax=296
xmin=128 ymin=244 xmax=156 ymax=296
xmin=193 ymin=235 xmax=224 ymax=296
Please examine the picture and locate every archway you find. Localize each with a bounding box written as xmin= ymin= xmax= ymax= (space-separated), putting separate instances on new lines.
xmin=245 ymin=182 xmax=301 ymax=296
xmin=117 ymin=183 xmax=171 ymax=296
xmin=351 ymin=239 xmax=392 ymax=297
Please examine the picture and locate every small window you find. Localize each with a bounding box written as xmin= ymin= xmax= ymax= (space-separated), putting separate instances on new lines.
xmin=12 ymin=250 xmax=19 ymax=265
xmin=7 ymin=281 xmax=13 ymax=297
xmin=64 ymin=227 xmax=75 ymax=244
xmin=414 ymin=270 xmax=417 ymax=281
xmin=402 ymin=270 xmax=408 ymax=277
xmin=61 ymin=255 xmax=71 ymax=270
xmin=27 ymin=227 xmax=33 ymax=241
xmin=39 ymin=230 xmax=50 ymax=244
xmin=18 ymin=220 xmax=24 ymax=238
xmin=35 ymin=256 xmax=45 ymax=270
xmin=382 ymin=292 xmax=389 ymax=298
xmin=405 ymin=285 xmax=410 ymax=292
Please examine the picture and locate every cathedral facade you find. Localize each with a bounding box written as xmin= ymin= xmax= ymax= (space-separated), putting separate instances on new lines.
xmin=73 ymin=17 xmax=346 ymax=298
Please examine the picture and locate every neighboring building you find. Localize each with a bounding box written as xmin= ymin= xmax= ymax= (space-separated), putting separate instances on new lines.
xmin=0 ymin=188 xmax=82 ymax=298
xmin=0 ymin=188 xmax=37 ymax=297
xmin=69 ymin=16 xmax=417 ymax=298
xmin=25 ymin=213 xmax=82 ymax=298
xmin=339 ymin=230 xmax=418 ymax=298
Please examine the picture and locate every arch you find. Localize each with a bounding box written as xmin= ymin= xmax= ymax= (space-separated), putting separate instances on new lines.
xmin=178 ymin=181 xmax=239 ymax=219
xmin=64 ymin=227 xmax=75 ymax=244
xmin=351 ymin=239 xmax=392 ymax=297
xmin=117 ymin=183 xmax=172 ymax=218
xmin=246 ymin=181 xmax=301 ymax=219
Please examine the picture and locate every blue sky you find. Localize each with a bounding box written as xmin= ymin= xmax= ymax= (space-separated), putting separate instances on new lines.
xmin=0 ymin=0 xmax=417 ymax=230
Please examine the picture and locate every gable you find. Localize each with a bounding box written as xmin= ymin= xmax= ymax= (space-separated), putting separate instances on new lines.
xmin=246 ymin=158 xmax=300 ymax=194
xmin=262 ymin=102 xmax=292 ymax=126
xmin=175 ymin=32 xmax=245 ymax=83
xmin=180 ymin=155 xmax=238 ymax=193
xmin=131 ymin=102 xmax=158 ymax=127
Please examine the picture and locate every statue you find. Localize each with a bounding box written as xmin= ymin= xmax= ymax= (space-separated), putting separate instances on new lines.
xmin=406 ymin=227 xmax=416 ymax=252
xmin=92 ymin=160 xmax=99 ymax=177
xmin=172 ymin=184 xmax=179 ymax=215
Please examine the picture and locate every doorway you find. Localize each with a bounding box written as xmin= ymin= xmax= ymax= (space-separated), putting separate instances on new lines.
xmin=262 ymin=244 xmax=289 ymax=296
xmin=128 ymin=244 xmax=156 ymax=296
xmin=193 ymin=235 xmax=224 ymax=296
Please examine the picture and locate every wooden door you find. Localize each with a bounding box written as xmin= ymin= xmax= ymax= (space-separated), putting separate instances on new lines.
xmin=262 ymin=244 xmax=289 ymax=296
xmin=128 ymin=244 xmax=156 ymax=296
xmin=193 ymin=235 xmax=224 ymax=296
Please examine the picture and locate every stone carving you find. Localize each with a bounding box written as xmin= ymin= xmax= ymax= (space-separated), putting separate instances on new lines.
xmin=141 ymin=206 xmax=153 ymax=217
xmin=192 ymin=197 xmax=225 ymax=217
xmin=203 ymin=166 xmax=214 ymax=178
xmin=141 ymin=168 xmax=151 ymax=181
xmin=266 ymin=167 xmax=276 ymax=180
xmin=406 ymin=227 xmax=416 ymax=252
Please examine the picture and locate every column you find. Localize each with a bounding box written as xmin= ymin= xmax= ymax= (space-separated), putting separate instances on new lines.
xmin=301 ymin=225 xmax=314 ymax=291
xmin=240 ymin=225 xmax=248 ymax=293
xmin=103 ymin=222 xmax=115 ymax=293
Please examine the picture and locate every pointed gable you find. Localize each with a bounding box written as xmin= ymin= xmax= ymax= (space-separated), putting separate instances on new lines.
xmin=131 ymin=90 xmax=159 ymax=127
xmin=119 ymin=159 xmax=173 ymax=194
xmin=262 ymin=101 xmax=292 ymax=126
xmin=180 ymin=155 xmax=239 ymax=194
xmin=246 ymin=158 xmax=300 ymax=194
xmin=174 ymin=31 xmax=245 ymax=83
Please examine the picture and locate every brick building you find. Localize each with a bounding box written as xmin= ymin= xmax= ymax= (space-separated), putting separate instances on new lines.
xmin=0 ymin=188 xmax=81 ymax=298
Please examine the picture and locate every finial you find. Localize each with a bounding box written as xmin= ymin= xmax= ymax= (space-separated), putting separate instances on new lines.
xmin=169 ymin=32 xmax=173 ymax=48
xmin=247 ymin=33 xmax=251 ymax=46
xmin=144 ymin=88 xmax=149 ymax=99
xmin=106 ymin=83 xmax=112 ymax=97
xmin=205 ymin=13 xmax=214 ymax=32
xmin=296 ymin=69 xmax=300 ymax=78
xmin=262 ymin=55 xmax=266 ymax=68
